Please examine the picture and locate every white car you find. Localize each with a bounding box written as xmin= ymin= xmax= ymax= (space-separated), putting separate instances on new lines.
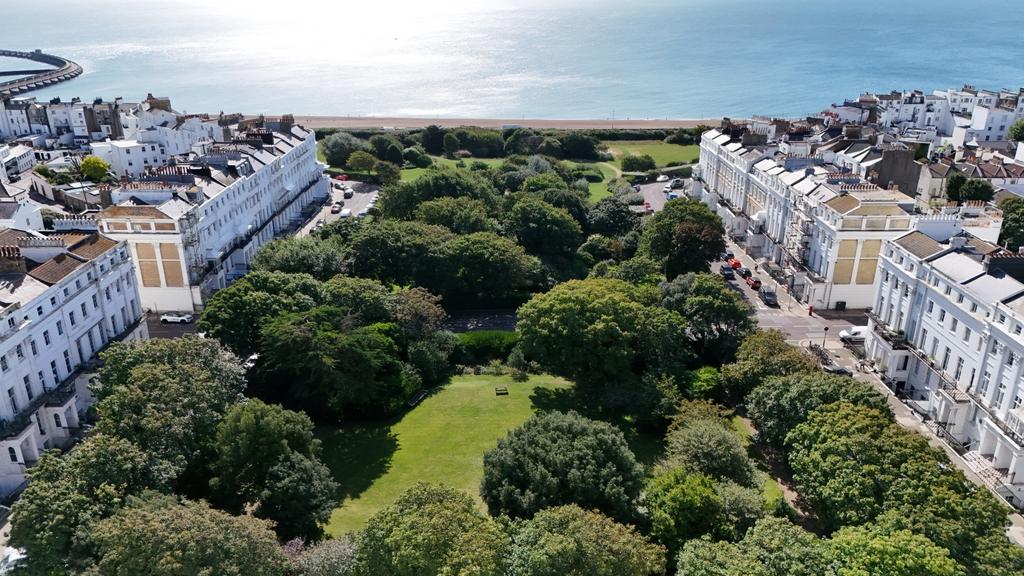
xmin=663 ymin=184 xmax=673 ymax=193
xmin=339 ymin=208 xmax=353 ymax=218
xmin=656 ymin=174 xmax=670 ymax=182
xmin=839 ymin=325 xmax=869 ymax=343
xmin=160 ymin=312 xmax=193 ymax=324
xmin=357 ymin=208 xmax=369 ymax=217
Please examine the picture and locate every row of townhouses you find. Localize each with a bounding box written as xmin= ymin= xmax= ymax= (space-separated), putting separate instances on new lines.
xmin=95 ymin=124 xmax=329 ymax=312
xmin=865 ymin=218 xmax=1024 ymax=508
xmin=0 ymin=222 xmax=147 ymax=495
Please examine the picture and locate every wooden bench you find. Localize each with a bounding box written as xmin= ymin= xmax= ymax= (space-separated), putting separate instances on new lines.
xmin=495 ymin=386 xmax=509 ymax=396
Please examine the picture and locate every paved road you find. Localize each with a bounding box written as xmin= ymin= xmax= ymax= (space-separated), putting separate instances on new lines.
xmin=145 ymin=316 xmax=198 ymax=339
xmin=298 ymin=180 xmax=379 ymax=237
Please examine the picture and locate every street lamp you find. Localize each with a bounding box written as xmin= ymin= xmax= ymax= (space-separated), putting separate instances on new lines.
xmin=822 ymin=326 xmax=829 ymax=348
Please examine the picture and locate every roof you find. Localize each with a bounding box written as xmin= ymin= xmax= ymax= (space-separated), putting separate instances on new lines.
xmin=895 ymin=231 xmax=945 ymax=259
xmin=27 ymin=252 xmax=88 ymax=285
xmin=0 ymin=202 xmax=19 ymax=220
xmin=99 ymin=205 xmax=172 ymax=219
xmin=824 ymin=195 xmax=860 ymax=213
xmin=0 ymin=273 xmax=49 ymax=308
xmin=67 ymin=234 xmax=117 ymax=260
xmin=931 ymin=252 xmax=986 ymax=284
xmin=963 ymin=271 xmax=1024 ymax=303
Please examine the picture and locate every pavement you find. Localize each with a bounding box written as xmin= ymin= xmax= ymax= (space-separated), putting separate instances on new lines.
xmin=145 ymin=315 xmax=198 ymax=339
xmin=297 ymin=179 xmax=378 ymax=237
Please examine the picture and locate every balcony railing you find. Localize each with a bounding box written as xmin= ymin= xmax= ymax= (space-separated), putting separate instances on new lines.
xmin=906 ymin=345 xmax=1024 ymax=448
xmin=867 ymin=311 xmax=909 ymax=349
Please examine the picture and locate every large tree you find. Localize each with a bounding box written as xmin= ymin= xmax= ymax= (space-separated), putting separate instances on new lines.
xmin=413 ymin=196 xmax=494 ymax=233
xmin=436 ymin=232 xmax=541 ymax=306
xmin=92 ymin=338 xmax=245 ymax=487
xmin=377 ymin=166 xmax=499 ymax=218
xmin=660 ymin=273 xmax=754 ymax=364
xmin=507 ymin=505 xmax=666 ymax=576
xmin=588 ymin=197 xmax=640 ymax=237
xmin=829 ymin=523 xmax=963 ymax=576
xmin=90 ymin=493 xmax=289 ymax=576
xmin=718 ymin=330 xmax=818 ymax=404
xmin=998 ymin=196 xmax=1024 ymax=251
xmin=481 ymin=411 xmax=644 ymax=521
xmin=359 ymin=483 xmax=507 ymax=576
xmin=503 ymin=197 xmax=583 ymax=259
xmin=198 ymin=271 xmax=323 ymax=357
xmin=644 ymin=468 xmax=723 ymax=553
xmin=746 ymin=373 xmax=890 ymax=447
xmin=256 ymin=451 xmax=338 ymax=541
xmin=80 ymin=155 xmax=111 ymax=181
xmin=740 ymin=517 xmax=829 ymax=576
xmin=517 ymin=278 xmax=690 ymax=402
xmin=639 ymin=198 xmax=725 ymax=277
xmin=322 ymin=132 xmax=369 ymax=167
xmin=664 ymin=420 xmax=755 ymax=487
xmin=297 ymin=535 xmax=362 ymax=576
xmin=260 ymin=309 xmax=418 ymax=420
xmin=251 ymin=236 xmax=348 ymax=280
xmin=9 ymin=435 xmax=165 ymax=575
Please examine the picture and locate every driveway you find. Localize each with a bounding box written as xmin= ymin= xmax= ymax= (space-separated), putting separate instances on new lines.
xmin=298 ymin=179 xmax=379 ymax=237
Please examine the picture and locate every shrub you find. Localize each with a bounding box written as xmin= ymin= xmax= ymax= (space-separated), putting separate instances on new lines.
xmin=622 ymin=154 xmax=657 ymax=172
xmin=456 ymin=330 xmax=520 ymax=365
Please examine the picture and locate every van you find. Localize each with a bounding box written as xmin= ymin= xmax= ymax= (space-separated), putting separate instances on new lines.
xmin=839 ymin=326 xmax=869 ymax=343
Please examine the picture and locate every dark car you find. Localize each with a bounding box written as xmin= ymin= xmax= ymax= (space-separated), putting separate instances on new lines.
xmin=745 ymin=276 xmax=762 ymax=290
xmin=343 ymin=189 xmax=354 ymax=199
xmin=737 ymin=267 xmax=752 ymax=279
xmin=758 ymin=287 xmax=778 ymax=306
xmin=719 ymin=264 xmax=735 ymax=279
xmin=823 ymin=364 xmax=853 ymax=376
xmin=720 ymin=251 xmax=734 ymax=261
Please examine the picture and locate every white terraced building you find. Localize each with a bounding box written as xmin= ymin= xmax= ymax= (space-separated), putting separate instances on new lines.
xmin=0 ymin=222 xmax=146 ymax=496
xmin=697 ymin=127 xmax=916 ymax=309
xmin=96 ymin=125 xmax=329 ymax=313
xmin=865 ymin=216 xmax=1024 ymax=509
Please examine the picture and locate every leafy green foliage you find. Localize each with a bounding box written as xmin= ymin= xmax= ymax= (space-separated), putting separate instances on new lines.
xmin=480 ymin=411 xmax=644 ymax=521
xmin=260 ymin=308 xmax=419 ymax=420
xmin=256 ymin=451 xmax=339 ymax=541
xmin=80 ymin=155 xmax=111 ymax=181
xmin=347 ymin=150 xmax=377 ymax=173
xmin=830 ymin=523 xmax=964 ymax=576
xmin=90 ymin=493 xmax=289 ymax=576
xmin=443 ymin=133 xmax=461 ymax=157
xmin=503 ymin=197 xmax=583 ymax=259
xmin=359 ymin=483 xmax=507 ymax=576
xmin=297 ymin=535 xmax=362 ymax=576
xmin=621 ymin=153 xmax=656 ymax=172
xmin=998 ymin=196 xmax=1024 ymax=251
xmin=588 ymin=197 xmax=640 ymax=237
xmin=676 ymin=538 xmax=769 ymax=576
xmin=661 ymin=273 xmax=754 ymax=364
xmin=507 ymin=505 xmax=666 ymax=576
xmin=746 ymin=373 xmax=890 ymax=447
xmin=1010 ymin=119 xmax=1024 ymax=142
xmin=664 ymin=420 xmax=755 ymax=487
xmin=414 ymin=196 xmax=494 ymax=233
xmin=322 ymin=132 xmax=370 ymax=167
xmin=251 ymin=236 xmax=348 ymax=280
xmin=378 ymin=167 xmax=499 ymax=219
xmin=718 ymin=330 xmax=818 ymax=404
xmin=456 ymin=330 xmax=520 ymax=364
xmin=638 ymin=198 xmax=725 ymax=278
xmin=375 ymin=160 xmax=401 ymax=185
xmin=645 ymin=468 xmax=723 ymax=552
xmin=516 ymin=278 xmax=691 ymax=407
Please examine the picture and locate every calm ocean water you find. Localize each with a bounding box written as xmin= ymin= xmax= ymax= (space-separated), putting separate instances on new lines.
xmin=3 ymin=0 xmax=1024 ymax=119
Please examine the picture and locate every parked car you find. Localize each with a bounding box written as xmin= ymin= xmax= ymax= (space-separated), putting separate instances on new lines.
xmin=656 ymin=174 xmax=670 ymax=182
xmin=758 ymin=287 xmax=779 ymax=306
xmin=315 ymin=218 xmax=326 ymax=227
xmin=729 ymin=258 xmax=742 ymax=269
xmin=160 ymin=312 xmax=193 ymax=324
xmin=663 ymin=184 xmax=673 ymax=193
xmin=823 ymin=364 xmax=853 ymax=376
xmin=839 ymin=325 xmax=869 ymax=343
xmin=357 ymin=208 xmax=369 ymax=217
xmin=343 ymin=189 xmax=354 ymax=199
xmin=669 ymin=178 xmax=685 ymax=189
xmin=745 ymin=276 xmax=762 ymax=290
xmin=339 ymin=208 xmax=352 ymax=218
xmin=719 ymin=264 xmax=735 ymax=279
xmin=667 ymin=192 xmax=679 ymax=200
xmin=737 ymin=266 xmax=752 ymax=279
xmin=330 ymin=203 xmax=343 ymax=214
xmin=632 ymin=184 xmax=641 ymax=192
xmin=720 ymin=251 xmax=734 ymax=261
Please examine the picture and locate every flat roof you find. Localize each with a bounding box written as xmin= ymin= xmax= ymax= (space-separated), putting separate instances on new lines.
xmin=931 ymin=252 xmax=986 ymax=284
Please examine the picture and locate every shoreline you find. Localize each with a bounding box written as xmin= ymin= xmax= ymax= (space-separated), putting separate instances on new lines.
xmin=273 ymin=115 xmax=718 ymax=130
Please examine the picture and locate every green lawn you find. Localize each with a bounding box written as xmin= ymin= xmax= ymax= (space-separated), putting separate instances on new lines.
xmin=400 ymin=155 xmax=505 ymax=182
xmin=320 ymin=374 xmax=572 ymax=535
xmin=604 ymin=141 xmax=699 ymax=169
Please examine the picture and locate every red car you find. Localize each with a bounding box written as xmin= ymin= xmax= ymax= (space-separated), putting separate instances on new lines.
xmin=746 ymin=276 xmax=762 ymax=290
xmin=729 ymin=258 xmax=742 ymax=269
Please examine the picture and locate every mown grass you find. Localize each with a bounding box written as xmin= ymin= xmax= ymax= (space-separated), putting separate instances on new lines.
xmin=605 ymin=140 xmax=700 ymax=168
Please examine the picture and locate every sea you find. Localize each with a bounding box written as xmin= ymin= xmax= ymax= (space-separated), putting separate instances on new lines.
xmin=3 ymin=0 xmax=1024 ymax=120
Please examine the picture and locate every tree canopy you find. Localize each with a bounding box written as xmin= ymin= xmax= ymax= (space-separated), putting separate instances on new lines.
xmin=481 ymin=410 xmax=644 ymax=521
xmin=322 ymin=132 xmax=370 ymax=167
xmin=638 ymin=198 xmax=725 ymax=278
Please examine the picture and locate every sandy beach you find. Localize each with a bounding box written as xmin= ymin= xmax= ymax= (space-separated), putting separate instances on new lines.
xmin=277 ymin=115 xmax=717 ymax=130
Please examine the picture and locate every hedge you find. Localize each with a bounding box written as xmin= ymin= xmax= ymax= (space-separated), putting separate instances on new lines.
xmin=456 ymin=330 xmax=520 ymax=364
